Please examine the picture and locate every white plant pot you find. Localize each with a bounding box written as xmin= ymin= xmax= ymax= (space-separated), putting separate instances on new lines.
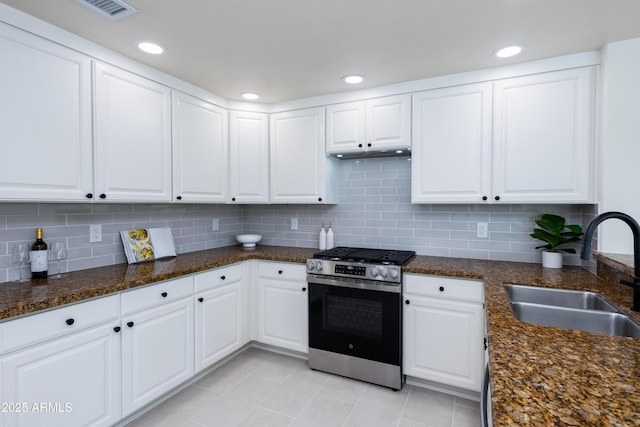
xmin=542 ymin=251 xmax=563 ymax=269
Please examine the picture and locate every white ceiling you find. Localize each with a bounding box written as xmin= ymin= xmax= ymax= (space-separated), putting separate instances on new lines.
xmin=2 ymin=0 xmax=640 ymax=103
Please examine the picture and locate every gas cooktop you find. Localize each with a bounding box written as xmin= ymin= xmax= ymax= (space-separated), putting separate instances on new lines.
xmin=312 ymin=247 xmax=415 ymax=266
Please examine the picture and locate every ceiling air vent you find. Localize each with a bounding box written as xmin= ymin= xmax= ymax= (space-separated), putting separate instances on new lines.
xmin=74 ymin=0 xmax=138 ymax=20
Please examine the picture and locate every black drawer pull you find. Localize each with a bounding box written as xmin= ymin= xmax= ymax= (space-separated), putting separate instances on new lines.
xmin=482 ymin=196 xmax=488 ymax=201
xmin=113 ymin=326 xmax=121 ymax=333
xmin=494 ymin=196 xmax=500 ymax=201
xmin=318 ymin=197 xmax=323 ymax=202
xmin=302 ymin=287 xmax=307 ymax=292
xmin=220 ymin=275 xmax=226 ymax=280
xmin=127 ymin=321 xmax=134 ymax=328
xmin=86 ymin=193 xmax=93 ymax=199
xmin=99 ymin=193 xmax=106 ymax=199
xmin=439 ymin=286 xmax=445 ymax=292
xmin=65 ymin=318 xmax=75 ymax=326
xmin=405 ymin=300 xmax=410 ymax=305
xmin=161 ymin=292 xmax=168 ymax=298
xmin=176 ymin=195 xmax=182 ymax=200
xmin=278 ymin=270 xmax=283 ymax=275
xmin=198 ymin=297 xmax=204 ymax=303
xmin=232 ymin=197 xmax=236 ymax=202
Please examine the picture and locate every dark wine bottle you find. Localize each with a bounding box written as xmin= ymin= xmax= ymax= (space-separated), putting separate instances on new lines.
xmin=30 ymin=227 xmax=48 ymax=279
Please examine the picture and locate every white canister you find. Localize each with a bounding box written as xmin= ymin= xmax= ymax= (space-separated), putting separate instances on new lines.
xmin=319 ymin=224 xmax=327 ymax=250
xmin=326 ymin=224 xmax=335 ymax=249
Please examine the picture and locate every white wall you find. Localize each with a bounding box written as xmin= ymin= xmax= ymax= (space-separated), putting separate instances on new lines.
xmin=598 ymin=38 xmax=640 ymax=254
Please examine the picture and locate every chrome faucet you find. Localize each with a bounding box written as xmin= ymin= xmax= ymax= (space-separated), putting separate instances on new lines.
xmin=581 ymin=211 xmax=640 ymax=311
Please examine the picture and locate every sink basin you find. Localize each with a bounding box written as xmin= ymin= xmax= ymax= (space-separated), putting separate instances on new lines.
xmin=505 ymin=285 xmax=619 ymax=312
xmin=510 ymin=302 xmax=640 ymax=338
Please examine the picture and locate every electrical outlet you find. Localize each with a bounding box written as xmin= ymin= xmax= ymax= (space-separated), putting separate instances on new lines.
xmin=476 ymin=222 xmax=488 ymax=238
xmin=90 ymin=224 xmax=102 ymax=243
xmin=212 ymin=218 xmax=219 ymax=231
xmin=291 ymin=217 xmax=298 ymax=231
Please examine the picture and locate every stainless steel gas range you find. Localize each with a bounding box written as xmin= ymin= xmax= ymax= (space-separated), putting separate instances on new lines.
xmin=306 ymin=247 xmax=415 ymax=390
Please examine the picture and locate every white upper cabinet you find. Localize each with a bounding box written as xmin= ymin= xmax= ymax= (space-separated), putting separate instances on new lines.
xmin=326 ymin=94 xmax=411 ymax=154
xmin=172 ymin=91 xmax=228 ymax=203
xmin=270 ymin=107 xmax=338 ymax=203
xmin=0 ymin=24 xmax=93 ymax=202
xmin=412 ymin=67 xmax=595 ymax=204
xmin=492 ymin=67 xmax=594 ymax=203
xmin=412 ymin=83 xmax=493 ymax=203
xmin=229 ymin=111 xmax=270 ymax=203
xmin=93 ymin=62 xmax=172 ymax=202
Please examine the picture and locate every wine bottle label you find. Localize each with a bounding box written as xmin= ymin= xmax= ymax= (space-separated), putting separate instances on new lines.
xmin=30 ymin=251 xmax=48 ymax=272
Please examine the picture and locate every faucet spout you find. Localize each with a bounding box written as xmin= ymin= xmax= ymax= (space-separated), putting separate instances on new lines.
xmin=581 ymin=211 xmax=640 ymax=311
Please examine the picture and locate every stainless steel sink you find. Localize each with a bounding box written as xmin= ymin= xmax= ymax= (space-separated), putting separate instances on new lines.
xmin=505 ymin=285 xmax=640 ymax=338
xmin=505 ymin=285 xmax=619 ymax=312
xmin=510 ymin=302 xmax=640 ymax=338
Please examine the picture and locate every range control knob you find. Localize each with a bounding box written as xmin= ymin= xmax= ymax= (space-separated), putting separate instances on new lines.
xmin=315 ymin=262 xmax=324 ymax=272
xmin=307 ymin=261 xmax=315 ymax=271
xmin=370 ymin=267 xmax=379 ymax=277
xmin=379 ymin=268 xmax=388 ymax=278
xmin=389 ymin=269 xmax=399 ymax=279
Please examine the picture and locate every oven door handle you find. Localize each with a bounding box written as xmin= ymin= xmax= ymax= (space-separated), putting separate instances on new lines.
xmin=307 ymin=275 xmax=401 ymax=293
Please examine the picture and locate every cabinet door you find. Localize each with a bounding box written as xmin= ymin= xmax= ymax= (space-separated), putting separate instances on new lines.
xmin=412 ymin=83 xmax=492 ymax=203
xmin=229 ymin=111 xmax=270 ymax=203
xmin=172 ymin=91 xmax=228 ymax=203
xmin=326 ymin=101 xmax=366 ymax=153
xmin=0 ymin=24 xmax=92 ymax=202
xmin=94 ymin=62 xmax=172 ymax=202
xmin=366 ymin=94 xmax=411 ymax=151
xmin=492 ymin=67 xmax=594 ymax=203
xmin=403 ymin=294 xmax=484 ymax=391
xmin=1 ymin=324 xmax=121 ymax=427
xmin=121 ymin=297 xmax=194 ymax=416
xmin=270 ymin=107 xmax=335 ymax=203
xmin=258 ymin=278 xmax=308 ymax=353
xmin=195 ymin=281 xmax=244 ymax=373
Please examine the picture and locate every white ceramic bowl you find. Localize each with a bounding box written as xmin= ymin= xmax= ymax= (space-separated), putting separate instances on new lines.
xmin=236 ymin=234 xmax=263 ymax=248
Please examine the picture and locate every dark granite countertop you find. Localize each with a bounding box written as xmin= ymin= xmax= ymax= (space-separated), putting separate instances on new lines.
xmin=1 ymin=245 xmax=638 ymax=426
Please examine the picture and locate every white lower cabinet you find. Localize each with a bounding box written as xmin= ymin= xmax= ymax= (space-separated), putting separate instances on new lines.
xmin=194 ymin=264 xmax=247 ymax=373
xmin=0 ymin=297 xmax=121 ymax=427
xmin=120 ymin=277 xmax=194 ymax=417
xmin=257 ymin=262 xmax=308 ymax=353
xmin=403 ymin=274 xmax=485 ymax=392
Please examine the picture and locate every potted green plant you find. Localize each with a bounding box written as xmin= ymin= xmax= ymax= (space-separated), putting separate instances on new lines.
xmin=530 ymin=214 xmax=584 ymax=268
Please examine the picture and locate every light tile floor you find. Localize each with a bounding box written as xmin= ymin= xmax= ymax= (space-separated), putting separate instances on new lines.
xmin=126 ymin=347 xmax=481 ymax=427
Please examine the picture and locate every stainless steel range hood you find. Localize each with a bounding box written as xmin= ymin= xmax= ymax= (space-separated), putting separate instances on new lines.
xmin=330 ymin=148 xmax=411 ymax=160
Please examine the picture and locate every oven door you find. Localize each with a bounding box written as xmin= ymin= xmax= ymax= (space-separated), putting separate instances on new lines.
xmin=308 ymin=277 xmax=401 ymax=366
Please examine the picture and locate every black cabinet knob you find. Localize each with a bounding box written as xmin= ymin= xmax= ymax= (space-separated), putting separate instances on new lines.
xmin=358 ymin=143 xmax=363 ymax=148
xmin=302 ymin=287 xmax=307 ymax=292
xmin=405 ymin=300 xmax=410 ymax=305
xmin=161 ymin=292 xmax=168 ymax=298
xmin=482 ymin=196 xmax=488 ymax=201
xmin=99 ymin=193 xmax=106 ymax=199
xmin=367 ymin=143 xmax=372 ymax=147
xmin=439 ymin=286 xmax=445 ymax=292
xmin=278 ymin=270 xmax=283 ymax=274
xmin=220 ymin=275 xmax=226 ymax=280
xmin=65 ymin=318 xmax=74 ymax=325
xmin=127 ymin=321 xmax=134 ymax=328
xmin=198 ymin=297 xmax=204 ymax=303
xmin=113 ymin=326 xmax=121 ymax=333
xmin=495 ymin=196 xmax=500 ymax=201
xmin=232 ymin=197 xmax=236 ymax=202
xmin=318 ymin=197 xmax=323 ymax=202
xmin=85 ymin=193 xmax=93 ymax=199
xmin=176 ymin=195 xmax=182 ymax=200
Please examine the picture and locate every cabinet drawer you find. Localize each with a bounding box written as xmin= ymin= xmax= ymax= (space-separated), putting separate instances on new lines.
xmin=2 ymin=295 xmax=119 ymax=353
xmin=195 ymin=264 xmax=242 ymax=292
xmin=121 ymin=276 xmax=193 ymax=315
xmin=404 ymin=274 xmax=484 ymax=302
xmin=258 ymin=261 xmax=306 ymax=281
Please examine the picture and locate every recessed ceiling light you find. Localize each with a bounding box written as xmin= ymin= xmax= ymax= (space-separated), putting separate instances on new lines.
xmin=137 ymin=41 xmax=165 ymax=55
xmin=494 ymin=45 xmax=525 ymax=58
xmin=342 ymin=74 xmax=364 ymax=84
xmin=241 ymin=92 xmax=260 ymax=100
